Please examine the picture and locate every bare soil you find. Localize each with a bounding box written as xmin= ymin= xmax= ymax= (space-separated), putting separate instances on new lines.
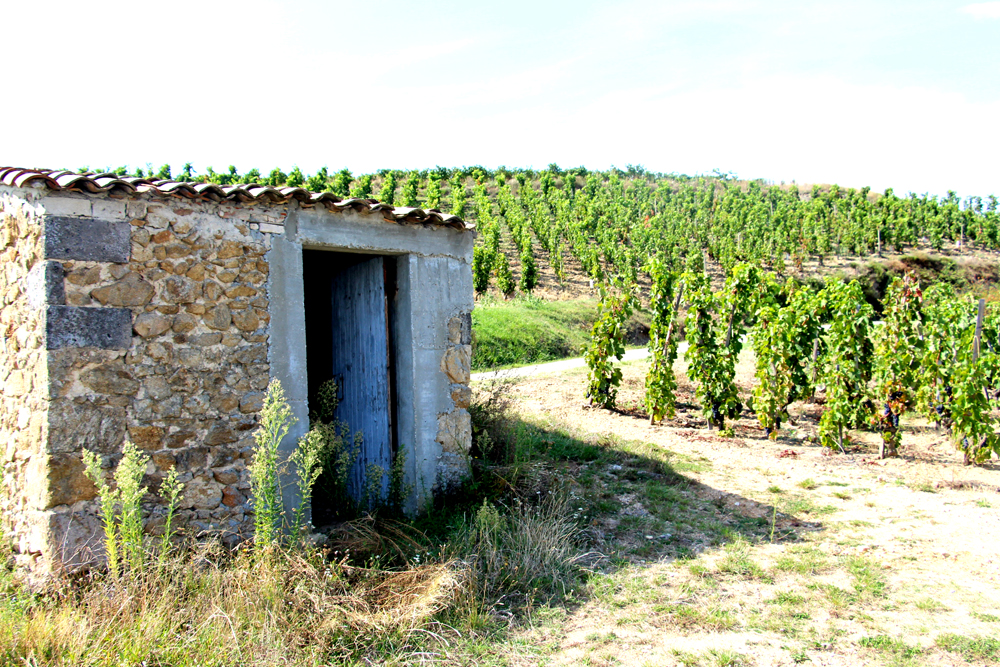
xmin=480 ymin=242 xmax=1000 ymax=304
xmin=497 ymin=353 xmax=1000 ymax=667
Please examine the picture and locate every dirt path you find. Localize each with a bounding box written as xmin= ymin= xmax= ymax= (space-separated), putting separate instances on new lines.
xmin=471 ymin=347 xmax=657 ymax=382
xmin=490 ymin=354 xmax=1000 ymax=667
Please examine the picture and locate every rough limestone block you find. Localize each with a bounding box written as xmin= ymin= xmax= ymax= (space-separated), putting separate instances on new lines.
xmin=46 ymin=401 xmax=128 ymax=455
xmin=27 ymin=261 xmax=65 ymax=308
xmin=447 ymin=313 xmax=472 ymax=345
xmin=435 ymin=409 xmax=472 ymax=454
xmin=440 ymin=345 xmax=472 ymax=384
xmin=181 ymin=479 xmax=223 ymax=510
xmin=133 ymin=312 xmax=171 ymax=338
xmin=43 ymin=197 xmax=92 ymax=218
xmin=45 ymin=453 xmax=98 ymax=508
xmin=46 ymin=306 xmax=132 ymax=350
xmin=450 ymin=384 xmax=472 ymax=409
xmin=44 ymin=216 xmax=131 ymax=263
xmin=90 ymin=273 xmax=155 ymax=307
xmin=91 ymin=200 xmax=127 ymax=221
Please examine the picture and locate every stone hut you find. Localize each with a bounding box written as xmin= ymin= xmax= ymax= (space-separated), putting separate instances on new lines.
xmin=0 ymin=167 xmax=475 ymax=574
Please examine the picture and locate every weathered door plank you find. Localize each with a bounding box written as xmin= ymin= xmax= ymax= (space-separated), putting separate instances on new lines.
xmin=329 ymin=256 xmax=392 ymax=503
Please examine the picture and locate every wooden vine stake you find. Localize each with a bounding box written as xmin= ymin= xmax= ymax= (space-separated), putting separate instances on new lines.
xmin=809 ymin=338 xmax=820 ymax=402
xmin=662 ymin=282 xmax=685 ymax=352
xmin=651 ymin=281 xmax=685 ymax=425
xmin=973 ymin=298 xmax=985 ymax=362
xmin=724 ymin=298 xmax=739 ymax=348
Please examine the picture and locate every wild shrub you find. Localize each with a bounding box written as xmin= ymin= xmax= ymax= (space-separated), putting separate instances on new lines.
xmin=250 ymin=379 xmax=359 ymax=551
xmin=289 ymin=429 xmax=324 ymax=541
xmin=309 ymin=378 xmax=363 ymax=519
xmin=157 ymin=467 xmax=183 ymax=572
xmin=82 ymin=441 xmax=149 ymax=577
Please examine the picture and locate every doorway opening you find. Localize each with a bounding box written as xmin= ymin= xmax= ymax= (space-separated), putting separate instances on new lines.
xmin=302 ymin=250 xmax=399 ymax=525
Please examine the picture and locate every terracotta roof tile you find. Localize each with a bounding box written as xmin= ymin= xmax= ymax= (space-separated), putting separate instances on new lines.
xmin=0 ymin=167 xmax=472 ymax=230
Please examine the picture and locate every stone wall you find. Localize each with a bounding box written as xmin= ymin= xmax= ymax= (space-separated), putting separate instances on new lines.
xmin=44 ymin=195 xmax=282 ymax=568
xmin=436 ymin=313 xmax=473 ymax=490
xmin=0 ymin=193 xmax=51 ymax=571
xmin=0 ymin=185 xmax=474 ymax=575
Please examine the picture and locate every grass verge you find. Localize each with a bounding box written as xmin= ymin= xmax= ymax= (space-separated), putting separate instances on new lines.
xmin=471 ymin=295 xmax=648 ymax=370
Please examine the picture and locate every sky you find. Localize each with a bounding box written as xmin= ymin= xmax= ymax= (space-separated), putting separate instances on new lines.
xmin=3 ymin=0 xmax=999 ymax=196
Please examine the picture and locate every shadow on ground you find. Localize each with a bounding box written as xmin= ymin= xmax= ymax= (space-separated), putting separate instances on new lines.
xmin=416 ymin=413 xmax=825 ymax=618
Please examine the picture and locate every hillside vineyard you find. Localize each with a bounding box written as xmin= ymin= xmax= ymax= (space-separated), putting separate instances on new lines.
xmin=90 ymin=164 xmax=1000 ymax=465
xmin=106 ymin=164 xmax=1000 ymax=289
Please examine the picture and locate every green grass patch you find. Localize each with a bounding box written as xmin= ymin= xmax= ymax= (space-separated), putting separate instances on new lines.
xmin=768 ymin=591 xmax=807 ymax=606
xmin=846 ymin=557 xmax=889 ymax=600
xmin=858 ymin=635 xmax=922 ymax=664
xmin=717 ymin=537 xmax=770 ymax=581
xmin=783 ymin=496 xmax=838 ymax=516
xmin=935 ymin=634 xmax=1000 ymax=661
xmin=472 ymin=295 xmax=648 ymax=370
xmin=773 ymin=546 xmax=832 ymax=575
xmin=915 ymin=597 xmax=949 ymax=612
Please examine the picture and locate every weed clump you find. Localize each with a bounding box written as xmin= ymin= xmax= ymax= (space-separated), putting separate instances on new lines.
xmin=469 ymin=375 xmax=518 ymax=465
xmin=447 ymin=495 xmax=584 ymax=610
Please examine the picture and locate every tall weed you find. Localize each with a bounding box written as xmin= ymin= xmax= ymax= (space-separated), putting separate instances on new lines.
xmin=249 ymin=380 xmax=292 ymax=555
xmin=82 ymin=440 xmax=151 ymax=578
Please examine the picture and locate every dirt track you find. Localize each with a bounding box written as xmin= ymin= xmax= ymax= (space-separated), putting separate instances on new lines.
xmin=496 ymin=353 xmax=1000 ymax=666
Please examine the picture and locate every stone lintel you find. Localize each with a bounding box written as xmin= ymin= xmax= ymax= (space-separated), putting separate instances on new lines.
xmin=46 ymin=306 xmax=132 ymax=350
xmin=44 ymin=216 xmax=131 ymax=263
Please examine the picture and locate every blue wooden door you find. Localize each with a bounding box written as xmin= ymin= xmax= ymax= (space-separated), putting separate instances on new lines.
xmin=329 ymin=256 xmax=392 ymax=503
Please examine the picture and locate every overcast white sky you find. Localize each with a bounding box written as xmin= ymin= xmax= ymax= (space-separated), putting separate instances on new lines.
xmin=4 ymin=0 xmax=998 ymax=196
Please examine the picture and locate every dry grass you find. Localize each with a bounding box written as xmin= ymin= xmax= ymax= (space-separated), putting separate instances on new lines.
xmin=0 ymin=480 xmax=590 ymax=667
xmin=0 ymin=542 xmax=472 ymax=666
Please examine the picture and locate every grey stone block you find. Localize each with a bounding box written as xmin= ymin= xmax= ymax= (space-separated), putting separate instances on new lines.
xmin=459 ymin=312 xmax=472 ymax=345
xmin=44 ymin=216 xmax=131 ymax=263
xmin=47 ymin=306 xmax=132 ymax=350
xmin=27 ymin=261 xmax=66 ymax=308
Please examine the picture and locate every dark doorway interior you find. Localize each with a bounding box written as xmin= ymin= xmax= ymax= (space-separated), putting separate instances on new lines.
xmin=302 ymin=250 xmax=398 ymax=525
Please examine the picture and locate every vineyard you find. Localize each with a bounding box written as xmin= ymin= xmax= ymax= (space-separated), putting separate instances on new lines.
xmin=101 ymin=163 xmax=1000 ymax=463
xmin=93 ymin=163 xmax=1000 ymax=279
